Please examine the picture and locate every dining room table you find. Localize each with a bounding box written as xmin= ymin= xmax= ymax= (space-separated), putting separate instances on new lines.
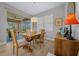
xmin=19 ymin=31 xmax=41 ymax=53
xmin=20 ymin=32 xmax=41 ymax=42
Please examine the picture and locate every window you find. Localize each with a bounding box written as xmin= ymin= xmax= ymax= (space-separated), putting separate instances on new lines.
xmin=37 ymin=14 xmax=53 ymax=39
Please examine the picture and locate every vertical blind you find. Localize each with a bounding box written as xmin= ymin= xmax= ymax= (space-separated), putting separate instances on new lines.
xmin=37 ymin=14 xmax=53 ymax=39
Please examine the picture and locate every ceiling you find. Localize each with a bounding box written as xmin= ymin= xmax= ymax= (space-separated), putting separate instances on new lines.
xmin=4 ymin=2 xmax=65 ymax=16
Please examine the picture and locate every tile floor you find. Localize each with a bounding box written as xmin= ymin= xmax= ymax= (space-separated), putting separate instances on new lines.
xmin=0 ymin=39 xmax=54 ymax=56
xmin=0 ymin=39 xmax=79 ymax=56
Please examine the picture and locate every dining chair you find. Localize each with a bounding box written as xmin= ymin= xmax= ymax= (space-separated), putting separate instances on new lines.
xmin=40 ymin=29 xmax=46 ymax=48
xmin=10 ymin=29 xmax=27 ymax=56
xmin=40 ymin=29 xmax=45 ymax=44
xmin=36 ymin=29 xmax=45 ymax=48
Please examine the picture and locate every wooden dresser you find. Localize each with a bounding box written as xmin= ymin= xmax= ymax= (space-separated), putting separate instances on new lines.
xmin=54 ymin=33 xmax=79 ymax=56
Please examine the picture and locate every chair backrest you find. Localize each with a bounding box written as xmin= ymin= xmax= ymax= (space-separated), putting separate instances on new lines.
xmin=40 ymin=29 xmax=45 ymax=33
xmin=40 ymin=29 xmax=45 ymax=42
xmin=31 ymin=31 xmax=36 ymax=36
xmin=10 ymin=29 xmax=18 ymax=47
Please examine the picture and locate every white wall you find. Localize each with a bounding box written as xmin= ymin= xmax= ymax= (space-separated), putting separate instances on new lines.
xmin=73 ymin=2 xmax=79 ymax=40
xmin=0 ymin=3 xmax=7 ymax=43
xmin=35 ymin=4 xmax=65 ymax=40
xmin=3 ymin=3 xmax=31 ymax=18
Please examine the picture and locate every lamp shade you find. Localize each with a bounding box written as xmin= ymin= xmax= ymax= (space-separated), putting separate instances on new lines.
xmin=64 ymin=13 xmax=79 ymax=25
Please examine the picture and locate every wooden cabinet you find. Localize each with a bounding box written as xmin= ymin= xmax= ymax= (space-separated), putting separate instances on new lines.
xmin=55 ymin=37 xmax=62 ymax=55
xmin=54 ymin=33 xmax=79 ymax=56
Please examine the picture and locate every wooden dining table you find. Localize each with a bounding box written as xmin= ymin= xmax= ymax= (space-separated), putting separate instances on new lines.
xmin=19 ymin=32 xmax=41 ymax=53
xmin=20 ymin=32 xmax=41 ymax=42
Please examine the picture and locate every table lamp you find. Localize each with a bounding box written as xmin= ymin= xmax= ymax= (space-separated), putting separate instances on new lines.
xmin=64 ymin=2 xmax=79 ymax=40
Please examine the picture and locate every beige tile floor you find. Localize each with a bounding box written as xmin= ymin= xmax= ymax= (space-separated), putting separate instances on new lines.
xmin=0 ymin=39 xmax=79 ymax=56
xmin=0 ymin=39 xmax=54 ymax=56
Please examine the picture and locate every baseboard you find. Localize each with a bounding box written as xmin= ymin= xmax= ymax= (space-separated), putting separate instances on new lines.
xmin=0 ymin=41 xmax=6 ymax=52
xmin=0 ymin=41 xmax=6 ymax=46
xmin=46 ymin=37 xmax=54 ymax=41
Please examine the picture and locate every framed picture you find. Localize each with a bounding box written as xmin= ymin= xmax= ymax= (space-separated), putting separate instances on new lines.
xmin=55 ymin=18 xmax=63 ymax=26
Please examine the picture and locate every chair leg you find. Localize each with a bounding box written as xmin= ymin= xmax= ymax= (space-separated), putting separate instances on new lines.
xmin=40 ymin=43 xmax=42 ymax=48
xmin=13 ymin=46 xmax=15 ymax=56
xmin=30 ymin=42 xmax=31 ymax=45
xmin=15 ymin=47 xmax=18 ymax=56
xmin=33 ymin=40 xmax=35 ymax=47
xmin=40 ymin=41 xmax=44 ymax=48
